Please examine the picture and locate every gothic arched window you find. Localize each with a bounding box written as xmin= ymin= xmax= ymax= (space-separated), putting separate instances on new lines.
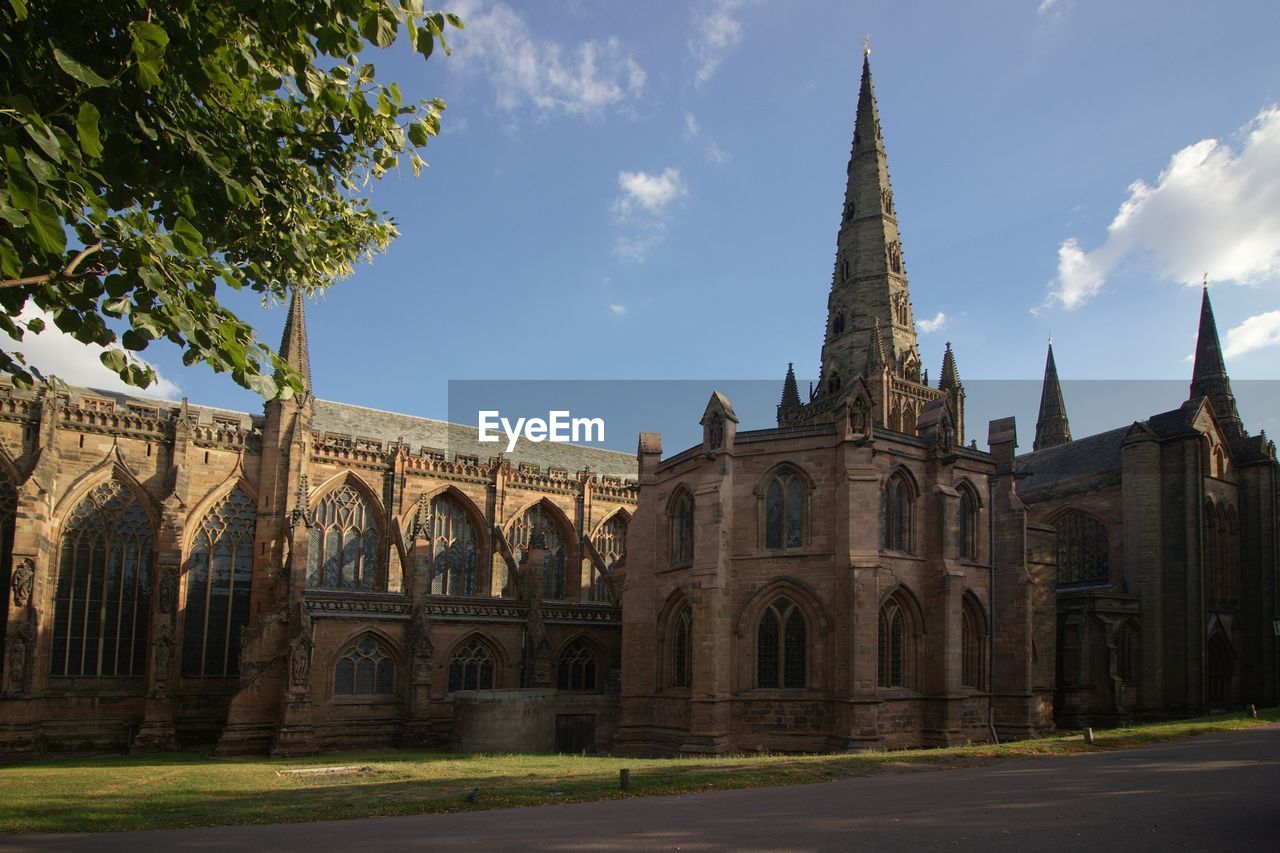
xmin=182 ymin=486 xmax=255 ymax=678
xmin=557 ymin=639 xmax=598 ymax=691
xmin=957 ymin=485 xmax=980 ymax=561
xmin=307 ymin=483 xmax=384 ymax=591
xmin=1055 ymin=511 xmax=1109 ymax=585
xmin=763 ymin=469 xmax=806 ymax=550
xmin=880 ymin=471 xmax=915 ymax=554
xmin=670 ymin=488 xmax=694 ymax=566
xmin=425 ymin=493 xmax=480 ymax=597
xmin=756 ymin=597 xmax=806 ymax=689
xmin=0 ymin=473 xmax=16 ymax=683
xmin=671 ymin=606 xmax=692 ymax=688
xmin=51 ymin=479 xmax=153 ymax=678
xmin=878 ymin=593 xmax=916 ymax=689
xmin=961 ymin=595 xmax=986 ymax=689
xmin=509 ymin=504 xmax=567 ymax=599
xmin=833 ymin=311 xmax=846 ymax=335
xmin=333 ymin=635 xmax=394 ymax=696
xmin=448 ymin=637 xmax=496 ymax=691
xmin=590 ymin=514 xmax=627 ymax=602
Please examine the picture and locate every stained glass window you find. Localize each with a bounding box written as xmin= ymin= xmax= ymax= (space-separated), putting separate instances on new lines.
xmin=672 ymin=607 xmax=691 ymax=688
xmin=958 ymin=486 xmax=979 ymax=561
xmin=757 ymin=597 xmax=806 ymax=689
xmin=764 ymin=470 xmax=805 ymax=549
xmin=880 ymin=473 xmax=914 ymax=553
xmin=961 ymin=596 xmax=985 ymax=689
xmin=425 ymin=494 xmax=480 ymax=597
xmin=306 ymin=483 xmax=383 ymax=591
xmin=590 ymin=514 xmax=627 ymax=602
xmin=51 ymin=479 xmax=153 ymax=678
xmin=557 ymin=639 xmax=597 ymax=691
xmin=1055 ymin=511 xmax=1108 ymax=585
xmin=334 ymin=635 xmax=394 ymax=695
xmin=448 ymin=638 xmax=495 ymax=691
xmin=509 ymin=504 xmax=567 ymax=599
xmin=878 ymin=598 xmax=910 ymax=688
xmin=671 ymin=489 xmax=694 ymax=565
xmin=182 ymin=486 xmax=255 ymax=678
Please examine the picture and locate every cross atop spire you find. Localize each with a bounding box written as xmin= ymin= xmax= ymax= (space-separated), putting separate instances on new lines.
xmin=277 ymin=287 xmax=312 ymax=397
xmin=1033 ymin=341 xmax=1071 ymax=451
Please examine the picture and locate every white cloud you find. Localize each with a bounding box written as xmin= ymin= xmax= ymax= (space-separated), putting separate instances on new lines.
xmin=706 ymin=141 xmax=729 ymax=164
xmin=689 ymin=0 xmax=757 ymax=86
xmin=916 ymin=311 xmax=947 ymax=334
xmin=1042 ymin=107 xmax=1280 ymax=312
xmin=684 ymin=112 xmax=700 ymax=139
xmin=683 ymin=111 xmax=729 ymax=164
xmin=447 ymin=0 xmax=646 ymax=117
xmin=613 ymin=168 xmax=687 ymax=219
xmin=8 ymin=308 xmax=180 ymax=398
xmin=611 ymin=168 xmax=687 ymax=263
xmin=609 ymin=303 xmax=627 ymax=317
xmin=1037 ymin=0 xmax=1059 ymax=14
xmin=1224 ymin=309 xmax=1280 ymax=358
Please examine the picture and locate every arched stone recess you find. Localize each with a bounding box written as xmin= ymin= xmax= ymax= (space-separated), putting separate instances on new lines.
xmin=44 ymin=454 xmax=160 ymax=683
xmin=666 ymin=484 xmax=695 ymax=567
xmin=305 ymin=471 xmax=391 ymax=592
xmin=505 ymin=497 xmax=578 ymax=600
xmin=442 ymin=630 xmax=506 ymax=692
xmin=877 ymin=582 xmax=926 ymax=691
xmin=881 ymin=466 xmax=919 ymax=554
xmin=960 ymin=590 xmax=988 ymax=690
xmin=178 ymin=474 xmax=259 ymax=680
xmin=585 ymin=507 xmax=631 ymax=603
xmin=325 ymin=626 xmax=404 ymax=701
xmin=753 ymin=462 xmax=814 ymax=551
xmin=409 ymin=484 xmax=492 ymax=598
xmin=955 ymin=478 xmax=983 ymax=562
xmin=656 ymin=587 xmax=694 ymax=691
xmin=554 ymin=631 xmax=605 ymax=692
xmin=734 ymin=577 xmax=832 ymax=693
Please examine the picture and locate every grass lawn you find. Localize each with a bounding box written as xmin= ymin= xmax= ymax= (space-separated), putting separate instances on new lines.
xmin=1 ymin=709 xmax=1276 ymax=835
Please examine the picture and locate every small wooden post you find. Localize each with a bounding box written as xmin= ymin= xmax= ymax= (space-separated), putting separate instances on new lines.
xmin=1082 ymin=727 xmax=1095 ymax=745
xmin=619 ymin=768 xmax=631 ymax=790
xmin=1247 ymin=704 xmax=1258 ymax=719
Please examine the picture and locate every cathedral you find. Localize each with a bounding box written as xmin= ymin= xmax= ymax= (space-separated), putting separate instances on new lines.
xmin=0 ymin=51 xmax=1275 ymax=757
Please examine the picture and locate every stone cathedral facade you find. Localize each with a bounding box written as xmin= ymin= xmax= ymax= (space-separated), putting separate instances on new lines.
xmin=0 ymin=291 xmax=638 ymax=755
xmin=0 ymin=52 xmax=1276 ymax=758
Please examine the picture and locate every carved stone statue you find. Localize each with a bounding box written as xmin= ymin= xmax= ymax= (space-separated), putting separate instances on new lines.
xmin=288 ymin=602 xmax=314 ymax=688
xmin=5 ymin=620 xmax=35 ymax=694
xmin=153 ymin=622 xmax=174 ymax=687
xmin=158 ymin=567 xmax=177 ymax=614
xmin=851 ymin=397 xmax=869 ymax=434
xmin=11 ymin=558 xmax=33 ymax=608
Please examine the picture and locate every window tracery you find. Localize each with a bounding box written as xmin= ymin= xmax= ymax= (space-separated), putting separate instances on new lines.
xmin=557 ymin=639 xmax=598 ymax=691
xmin=1055 ymin=511 xmax=1108 ymax=585
xmin=334 ymin=635 xmax=394 ymax=696
xmin=425 ymin=493 xmax=480 ymax=597
xmin=182 ymin=486 xmax=255 ymax=678
xmin=756 ymin=597 xmax=806 ymax=689
xmin=306 ymin=483 xmax=384 ymax=591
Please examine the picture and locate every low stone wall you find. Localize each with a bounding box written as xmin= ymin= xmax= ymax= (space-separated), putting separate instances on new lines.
xmin=452 ymin=689 xmax=557 ymax=753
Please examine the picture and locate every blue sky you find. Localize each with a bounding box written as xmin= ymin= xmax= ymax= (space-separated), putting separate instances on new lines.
xmin=21 ymin=0 xmax=1280 ymax=444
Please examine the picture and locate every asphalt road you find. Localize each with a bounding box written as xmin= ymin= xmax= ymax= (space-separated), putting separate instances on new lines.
xmin=3 ymin=726 xmax=1278 ymax=852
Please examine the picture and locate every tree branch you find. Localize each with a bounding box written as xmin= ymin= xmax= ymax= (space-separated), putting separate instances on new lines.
xmin=0 ymin=243 xmax=105 ymax=289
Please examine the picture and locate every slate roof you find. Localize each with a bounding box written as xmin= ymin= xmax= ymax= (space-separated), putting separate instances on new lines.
xmin=1016 ymin=425 xmax=1128 ymax=493
xmin=312 ymin=400 xmax=637 ymax=481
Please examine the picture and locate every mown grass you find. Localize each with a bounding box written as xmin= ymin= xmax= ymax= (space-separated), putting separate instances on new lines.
xmin=1 ymin=709 xmax=1275 ymax=835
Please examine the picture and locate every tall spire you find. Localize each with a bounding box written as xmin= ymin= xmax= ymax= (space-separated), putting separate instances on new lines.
xmin=1190 ymin=281 xmax=1243 ymax=436
xmin=277 ymin=287 xmax=312 ymax=396
xmin=780 ymin=363 xmax=801 ymax=409
xmin=867 ymin=318 xmax=887 ymax=370
xmin=818 ymin=47 xmax=920 ymax=394
xmin=1033 ymin=341 xmax=1071 ymax=451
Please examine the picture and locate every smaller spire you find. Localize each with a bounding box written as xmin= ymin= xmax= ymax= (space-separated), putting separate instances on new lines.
xmin=939 ymin=341 xmax=962 ymax=391
xmin=1190 ymin=280 xmax=1243 ymax=436
xmin=277 ymin=287 xmax=311 ymax=396
xmin=1033 ymin=341 xmax=1071 ymax=451
xmin=780 ymin=363 xmax=802 ymax=408
xmin=867 ymin=319 xmax=888 ymax=370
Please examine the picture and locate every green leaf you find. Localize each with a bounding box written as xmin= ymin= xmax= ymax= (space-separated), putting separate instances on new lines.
xmin=359 ymin=8 xmax=398 ymax=49
xmin=172 ymin=217 xmax=203 ymax=258
xmin=22 ymin=122 xmax=63 ymax=163
xmin=53 ymin=49 xmax=112 ymax=87
xmin=23 ymin=150 xmax=56 ymax=184
xmin=445 ymin=13 xmax=465 ymax=29
xmin=9 ymin=0 xmax=27 ymax=21
xmin=4 ymin=156 xmax=38 ymax=211
xmin=76 ymin=102 xmax=103 ymax=158
xmin=415 ymin=26 xmax=434 ymax=59
xmin=407 ymin=122 xmax=428 ymax=147
xmin=25 ymin=316 xmax=44 ymax=334
xmin=99 ymin=348 xmax=127 ymax=374
xmin=27 ymin=201 xmax=65 ymax=254
xmin=129 ymin=21 xmax=169 ymax=89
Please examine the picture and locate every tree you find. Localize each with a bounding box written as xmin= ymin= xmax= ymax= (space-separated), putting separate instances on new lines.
xmin=0 ymin=0 xmax=462 ymax=398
